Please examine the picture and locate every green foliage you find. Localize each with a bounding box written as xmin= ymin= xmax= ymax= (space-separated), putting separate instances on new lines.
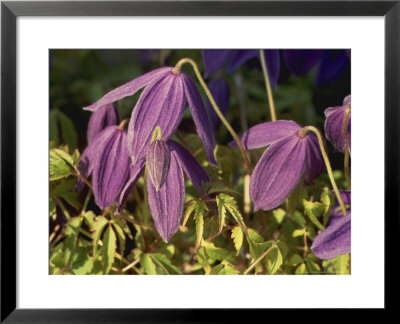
xmin=102 ymin=225 xmax=117 ymax=274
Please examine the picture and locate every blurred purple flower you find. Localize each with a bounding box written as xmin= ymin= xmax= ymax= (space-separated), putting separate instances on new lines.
xmin=205 ymin=78 xmax=230 ymax=129
xmin=311 ymin=191 xmax=351 ymax=259
xmin=317 ymin=50 xmax=349 ymax=85
xmin=283 ymin=50 xmax=323 ymax=77
xmin=201 ymin=49 xmax=280 ymax=87
xmin=324 ymin=94 xmax=351 ymax=153
xmin=87 ymin=103 xmax=119 ymax=144
xmin=84 ymin=67 xmax=217 ymax=167
xmin=232 ymin=120 xmax=325 ymax=211
xmin=76 ymin=126 xmax=130 ymax=209
xmin=118 ymin=139 xmax=210 ymax=242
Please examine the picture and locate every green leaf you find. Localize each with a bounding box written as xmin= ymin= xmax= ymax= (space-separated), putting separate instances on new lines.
xmin=91 ymin=216 xmax=108 ymax=257
xmin=71 ymin=247 xmax=94 ymax=275
xmin=303 ymin=199 xmax=325 ymax=231
xmin=246 ymin=229 xmax=272 ymax=260
xmin=272 ymin=208 xmax=286 ymax=225
xmin=140 ymin=253 xmax=157 ymax=275
xmin=63 ymin=216 xmax=82 ymax=265
xmin=292 ymin=229 xmax=305 ymax=237
xmin=295 ymin=263 xmax=308 ymax=274
xmin=306 ymin=255 xmax=321 ymax=274
xmin=57 ymin=109 xmax=78 ymax=150
xmin=266 ymin=245 xmax=283 ymax=275
xmin=196 ymin=246 xmax=211 ymax=274
xmin=216 ymin=195 xmax=227 ymax=232
xmin=182 ymin=200 xmax=197 ymax=227
xmin=210 ymin=261 xmax=240 ymax=275
xmin=321 ymin=189 xmax=335 ymax=226
xmin=83 ymin=211 xmax=96 ymax=228
xmin=52 ymin=179 xmax=81 ymax=210
xmin=112 ymin=222 xmax=126 ymax=259
xmin=288 ymin=254 xmax=303 ymax=267
xmin=102 ymin=225 xmax=117 ymax=274
xmin=194 ymin=201 xmax=207 ymax=249
xmin=231 ymin=226 xmax=243 ymax=254
xmin=50 ymin=148 xmax=74 ymax=181
xmin=151 ymin=253 xmax=182 ymax=274
xmin=335 ymin=253 xmax=350 ymax=275
xmin=204 ymin=241 xmax=232 ymax=261
xmin=286 ymin=183 xmax=307 ymax=216
xmin=49 ymin=196 xmax=57 ymax=220
xmin=217 ymin=194 xmax=247 ymax=232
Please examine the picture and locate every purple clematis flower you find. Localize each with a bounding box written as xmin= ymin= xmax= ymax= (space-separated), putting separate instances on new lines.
xmin=205 ymin=78 xmax=230 ymax=129
xmin=324 ymin=94 xmax=351 ymax=153
xmin=118 ymin=139 xmax=210 ymax=242
xmin=76 ymin=125 xmax=130 ymax=209
xmin=311 ymin=191 xmax=351 ymax=259
xmin=83 ymin=66 xmax=217 ymax=167
xmin=232 ymin=120 xmax=325 ymax=211
xmin=283 ymin=50 xmax=323 ymax=77
xmin=201 ymin=49 xmax=280 ymax=88
xmin=87 ymin=103 xmax=119 ymax=144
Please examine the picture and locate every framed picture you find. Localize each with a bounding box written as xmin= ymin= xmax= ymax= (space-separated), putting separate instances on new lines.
xmin=1 ymin=0 xmax=398 ymax=321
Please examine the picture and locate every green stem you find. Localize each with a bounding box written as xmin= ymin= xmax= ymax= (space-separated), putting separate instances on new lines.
xmin=259 ymin=50 xmax=277 ymax=122
xmin=54 ymin=197 xmax=71 ymax=220
xmin=173 ymin=58 xmax=252 ymax=176
xmin=342 ymin=105 xmax=351 ymax=190
xmin=299 ymin=126 xmax=347 ymax=216
xmin=243 ymin=245 xmax=275 ymax=275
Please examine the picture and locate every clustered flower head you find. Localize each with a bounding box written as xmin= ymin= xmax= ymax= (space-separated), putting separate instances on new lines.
xmin=233 ymin=120 xmax=325 ymax=211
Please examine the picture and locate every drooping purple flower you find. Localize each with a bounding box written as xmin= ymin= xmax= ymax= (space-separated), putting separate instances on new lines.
xmin=201 ymin=49 xmax=280 ymax=87
xmin=76 ymin=126 xmax=131 ymax=209
xmin=311 ymin=191 xmax=351 ymax=259
xmin=84 ymin=67 xmax=217 ymax=167
xmin=232 ymin=120 xmax=325 ymax=211
xmin=146 ymin=139 xmax=171 ymax=191
xmin=324 ymin=94 xmax=351 ymax=153
xmin=205 ymin=78 xmax=230 ymax=129
xmin=87 ymin=103 xmax=119 ymax=144
xmin=283 ymin=50 xmax=323 ymax=77
xmin=118 ymin=139 xmax=210 ymax=242
xmin=316 ymin=50 xmax=349 ymax=86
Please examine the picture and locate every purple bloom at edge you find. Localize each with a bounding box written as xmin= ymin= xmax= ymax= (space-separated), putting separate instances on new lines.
xmin=231 ymin=120 xmax=325 ymax=211
xmin=205 ymin=78 xmax=230 ymax=129
xmin=311 ymin=191 xmax=351 ymax=259
xmin=84 ymin=66 xmax=217 ymax=167
xmin=324 ymin=94 xmax=351 ymax=153
xmin=202 ymin=49 xmax=280 ymax=87
xmin=87 ymin=103 xmax=119 ymax=144
xmin=76 ymin=126 xmax=130 ymax=209
xmin=118 ymin=139 xmax=210 ymax=242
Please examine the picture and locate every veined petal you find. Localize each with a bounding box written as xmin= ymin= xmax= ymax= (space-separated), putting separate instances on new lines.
xmin=147 ymin=140 xmax=171 ymax=191
xmin=304 ymin=132 xmax=325 ymax=184
xmin=226 ymin=50 xmax=258 ymax=74
xmin=128 ymin=73 xmax=185 ymax=164
xmin=75 ymin=127 xmax=116 ymax=191
xmin=92 ymin=127 xmax=130 ymax=209
xmin=202 ymin=50 xmax=233 ymax=78
xmin=87 ymin=103 xmax=119 ymax=144
xmin=84 ymin=67 xmax=172 ymax=112
xmin=147 ymin=153 xmax=185 ymax=242
xmin=231 ymin=120 xmax=301 ymax=150
xmin=283 ymin=50 xmax=323 ymax=77
xmin=250 ymin=135 xmax=307 ymax=211
xmin=205 ymin=78 xmax=230 ymax=129
xmin=182 ymin=73 xmax=217 ymax=166
xmin=116 ymin=158 xmax=146 ymax=212
xmin=168 ymin=139 xmax=210 ymax=194
xmin=311 ymin=213 xmax=351 ymax=259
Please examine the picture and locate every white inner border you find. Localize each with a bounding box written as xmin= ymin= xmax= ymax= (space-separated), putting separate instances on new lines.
xmin=17 ymin=17 xmax=384 ymax=308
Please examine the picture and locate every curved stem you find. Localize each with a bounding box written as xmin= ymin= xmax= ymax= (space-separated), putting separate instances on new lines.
xmin=173 ymin=58 xmax=252 ymax=175
xmin=243 ymin=245 xmax=275 ymax=275
xmin=300 ymin=126 xmax=347 ymax=216
xmin=342 ymin=105 xmax=351 ymax=190
xmin=259 ymin=50 xmax=277 ymax=122
xmin=118 ymin=118 xmax=129 ymax=131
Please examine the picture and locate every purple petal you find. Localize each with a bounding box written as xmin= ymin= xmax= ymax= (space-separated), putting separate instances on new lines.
xmin=231 ymin=120 xmax=301 ymax=150
xmin=328 ymin=190 xmax=351 ymax=225
xmin=127 ymin=73 xmax=185 ymax=164
xmin=283 ymin=50 xmax=323 ymax=77
xmin=146 ymin=140 xmax=171 ymax=191
xmin=202 ymin=50 xmax=233 ymax=78
xmin=226 ymin=50 xmax=258 ymax=74
xmin=311 ymin=213 xmax=351 ymax=259
xmin=259 ymin=50 xmax=280 ymax=88
xmin=84 ymin=67 xmax=172 ymax=112
xmin=92 ymin=127 xmax=130 ymax=209
xmin=316 ymin=50 xmax=349 ymax=86
xmin=168 ymin=139 xmax=210 ymax=194
xmin=182 ymin=73 xmax=217 ymax=166
xmin=324 ymin=95 xmax=351 ymax=153
xmin=147 ymin=153 xmax=185 ymax=242
xmin=250 ymin=135 xmax=307 ymax=211
xmin=205 ymin=78 xmax=230 ymax=129
xmin=116 ymin=158 xmax=146 ymax=212
xmin=75 ymin=127 xmax=116 ymax=191
xmin=304 ymin=132 xmax=325 ymax=184
xmin=87 ymin=103 xmax=119 ymax=144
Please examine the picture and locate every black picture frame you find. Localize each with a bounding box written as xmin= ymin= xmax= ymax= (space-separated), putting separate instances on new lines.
xmin=1 ymin=0 xmax=398 ymax=322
